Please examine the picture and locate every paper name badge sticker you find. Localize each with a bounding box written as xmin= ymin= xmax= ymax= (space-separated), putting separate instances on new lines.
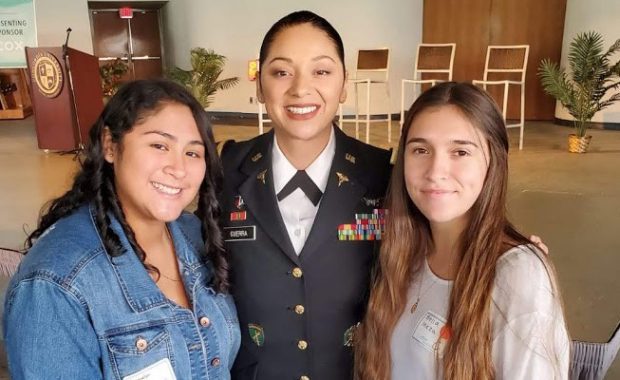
xmin=123 ymin=358 xmax=176 ymax=380
xmin=412 ymin=310 xmax=448 ymax=357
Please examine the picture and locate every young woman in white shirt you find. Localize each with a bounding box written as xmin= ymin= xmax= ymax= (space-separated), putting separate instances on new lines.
xmin=355 ymin=82 xmax=570 ymax=380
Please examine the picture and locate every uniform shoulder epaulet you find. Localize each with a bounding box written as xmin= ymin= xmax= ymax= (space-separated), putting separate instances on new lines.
xmin=216 ymin=139 xmax=235 ymax=157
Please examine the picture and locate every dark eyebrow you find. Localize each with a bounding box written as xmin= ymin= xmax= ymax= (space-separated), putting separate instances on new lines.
xmin=313 ymin=55 xmax=336 ymax=63
xmin=406 ymin=137 xmax=479 ymax=148
xmin=143 ymin=130 xmax=204 ymax=146
xmin=267 ymin=57 xmax=292 ymax=65
xmin=267 ymin=55 xmax=337 ymax=65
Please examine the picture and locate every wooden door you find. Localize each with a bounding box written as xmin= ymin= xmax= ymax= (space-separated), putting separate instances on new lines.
xmin=423 ymin=0 xmax=566 ymax=120
xmin=90 ymin=8 xmax=163 ymax=81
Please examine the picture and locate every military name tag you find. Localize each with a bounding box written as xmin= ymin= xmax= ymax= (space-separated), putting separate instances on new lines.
xmin=224 ymin=226 xmax=256 ymax=241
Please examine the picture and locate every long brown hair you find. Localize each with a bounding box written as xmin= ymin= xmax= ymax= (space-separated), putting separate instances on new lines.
xmin=356 ymin=82 xmax=557 ymax=379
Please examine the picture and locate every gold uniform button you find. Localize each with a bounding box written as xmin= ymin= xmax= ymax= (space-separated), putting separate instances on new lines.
xmin=292 ymin=267 xmax=303 ymax=278
xmin=300 ymin=376 xmax=310 ymax=380
xmin=135 ymin=337 xmax=148 ymax=351
xmin=297 ymin=340 xmax=308 ymax=350
xmin=294 ymin=305 xmax=305 ymax=315
xmin=199 ymin=316 xmax=211 ymax=327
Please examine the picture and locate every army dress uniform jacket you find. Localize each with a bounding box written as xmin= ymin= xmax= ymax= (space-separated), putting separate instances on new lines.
xmin=220 ymin=126 xmax=391 ymax=380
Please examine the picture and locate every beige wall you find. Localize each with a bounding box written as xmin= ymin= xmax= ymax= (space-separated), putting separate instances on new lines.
xmin=556 ymin=0 xmax=620 ymax=124
xmin=34 ymin=0 xmax=93 ymax=53
xmin=31 ymin=0 xmax=424 ymax=114
xmin=164 ymin=0 xmax=424 ymax=113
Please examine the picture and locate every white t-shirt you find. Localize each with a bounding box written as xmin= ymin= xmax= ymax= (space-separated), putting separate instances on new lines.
xmin=390 ymin=245 xmax=570 ymax=379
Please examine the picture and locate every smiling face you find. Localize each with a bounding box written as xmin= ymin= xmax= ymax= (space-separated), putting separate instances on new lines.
xmin=257 ymin=22 xmax=347 ymax=146
xmin=104 ymin=102 xmax=206 ymax=225
xmin=404 ymin=105 xmax=490 ymax=231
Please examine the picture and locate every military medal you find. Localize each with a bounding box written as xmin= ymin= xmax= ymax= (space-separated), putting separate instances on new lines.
xmin=338 ymin=209 xmax=387 ymax=241
xmin=230 ymin=195 xmax=247 ymax=221
xmin=230 ymin=211 xmax=247 ymax=221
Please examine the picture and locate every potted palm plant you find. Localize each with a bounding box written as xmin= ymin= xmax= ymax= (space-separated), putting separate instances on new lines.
xmin=99 ymin=58 xmax=129 ymax=99
xmin=538 ymin=31 xmax=620 ymax=153
xmin=168 ymin=47 xmax=239 ymax=109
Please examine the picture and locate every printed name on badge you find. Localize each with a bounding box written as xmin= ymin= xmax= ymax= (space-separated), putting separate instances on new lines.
xmin=224 ymin=226 xmax=257 ymax=241
xmin=412 ymin=310 xmax=449 ymax=357
xmin=122 ymin=358 xmax=176 ymax=380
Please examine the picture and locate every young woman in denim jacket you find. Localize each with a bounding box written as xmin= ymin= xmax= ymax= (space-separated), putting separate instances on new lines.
xmin=3 ymin=79 xmax=240 ymax=379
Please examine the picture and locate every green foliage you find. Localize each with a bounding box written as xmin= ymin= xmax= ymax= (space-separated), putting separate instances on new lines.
xmin=538 ymin=31 xmax=620 ymax=137
xmin=168 ymin=48 xmax=239 ymax=108
xmin=99 ymin=58 xmax=129 ymax=96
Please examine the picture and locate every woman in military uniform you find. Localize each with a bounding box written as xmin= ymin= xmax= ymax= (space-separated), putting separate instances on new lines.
xmin=219 ymin=10 xmax=392 ymax=380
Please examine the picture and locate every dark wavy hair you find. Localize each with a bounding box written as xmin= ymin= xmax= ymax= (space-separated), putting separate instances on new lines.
xmin=26 ymin=79 xmax=229 ymax=292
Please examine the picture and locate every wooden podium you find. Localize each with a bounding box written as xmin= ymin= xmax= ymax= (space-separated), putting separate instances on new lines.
xmin=25 ymin=47 xmax=104 ymax=151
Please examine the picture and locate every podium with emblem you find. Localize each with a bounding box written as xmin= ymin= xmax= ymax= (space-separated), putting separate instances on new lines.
xmin=25 ymin=47 xmax=103 ymax=151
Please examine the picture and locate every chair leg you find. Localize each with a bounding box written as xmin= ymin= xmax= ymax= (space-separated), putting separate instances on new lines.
xmin=387 ymin=82 xmax=392 ymax=143
xmin=354 ymin=82 xmax=360 ymax=140
xmin=502 ymin=82 xmax=509 ymax=124
xmin=365 ymin=81 xmax=371 ymax=144
xmin=519 ymin=83 xmax=525 ymax=150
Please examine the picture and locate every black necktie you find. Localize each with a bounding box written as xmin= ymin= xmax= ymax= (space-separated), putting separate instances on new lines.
xmin=277 ymin=170 xmax=323 ymax=206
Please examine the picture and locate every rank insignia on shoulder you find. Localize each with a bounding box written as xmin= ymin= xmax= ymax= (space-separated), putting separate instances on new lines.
xmin=257 ymin=169 xmax=267 ymax=185
xmin=336 ymin=172 xmax=349 ymax=187
xmin=345 ymin=153 xmax=356 ymax=164
xmin=234 ymin=195 xmax=245 ymax=210
xmin=337 ymin=208 xmax=388 ymax=241
xmin=230 ymin=211 xmax=247 ymax=221
xmin=251 ymin=152 xmax=263 ymax=162
xmin=248 ymin=323 xmax=265 ymax=347
xmin=343 ymin=322 xmax=360 ymax=347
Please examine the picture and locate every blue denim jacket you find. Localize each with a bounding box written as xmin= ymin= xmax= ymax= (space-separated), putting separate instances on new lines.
xmin=3 ymin=204 xmax=240 ymax=379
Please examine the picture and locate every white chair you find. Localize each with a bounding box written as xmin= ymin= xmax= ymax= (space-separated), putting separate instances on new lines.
xmin=339 ymin=48 xmax=391 ymax=144
xmin=400 ymin=43 xmax=456 ymax=133
xmin=257 ymin=102 xmax=269 ymax=135
xmin=473 ymin=45 xmax=529 ymax=150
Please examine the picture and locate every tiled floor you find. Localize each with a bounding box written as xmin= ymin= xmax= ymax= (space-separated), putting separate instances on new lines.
xmin=0 ymin=117 xmax=619 ymax=378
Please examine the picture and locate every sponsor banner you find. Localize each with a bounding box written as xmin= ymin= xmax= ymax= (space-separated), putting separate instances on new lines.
xmin=0 ymin=0 xmax=37 ymax=68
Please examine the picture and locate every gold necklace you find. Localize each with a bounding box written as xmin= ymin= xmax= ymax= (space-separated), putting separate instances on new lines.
xmin=410 ymin=260 xmax=438 ymax=313
xmin=158 ymin=227 xmax=182 ymax=282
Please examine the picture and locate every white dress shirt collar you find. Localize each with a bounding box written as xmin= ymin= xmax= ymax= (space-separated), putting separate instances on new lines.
xmin=272 ymin=127 xmax=336 ymax=193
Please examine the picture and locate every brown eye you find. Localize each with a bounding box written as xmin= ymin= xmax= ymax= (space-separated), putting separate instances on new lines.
xmin=151 ymin=143 xmax=167 ymax=151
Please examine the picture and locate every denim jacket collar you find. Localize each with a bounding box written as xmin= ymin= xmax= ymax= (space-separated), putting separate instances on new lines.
xmin=87 ymin=204 xmax=210 ymax=313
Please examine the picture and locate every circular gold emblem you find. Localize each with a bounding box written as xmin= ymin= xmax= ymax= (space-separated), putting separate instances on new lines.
xmin=31 ymin=52 xmax=63 ymax=98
